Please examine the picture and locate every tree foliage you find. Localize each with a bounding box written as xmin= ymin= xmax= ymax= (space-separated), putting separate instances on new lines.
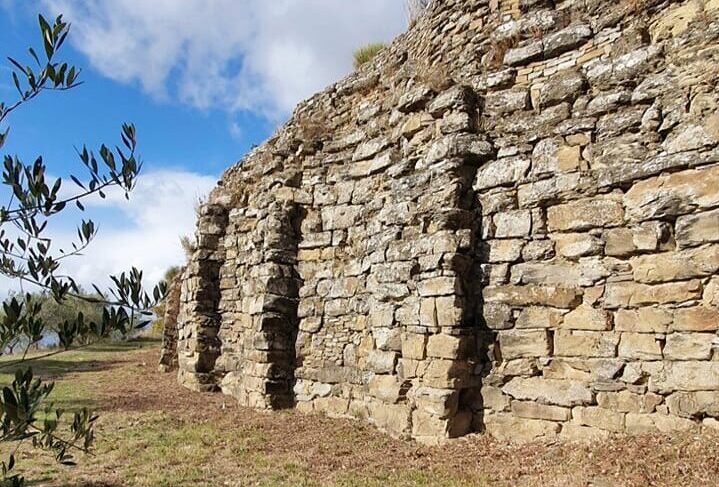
xmin=0 ymin=14 xmax=164 ymax=485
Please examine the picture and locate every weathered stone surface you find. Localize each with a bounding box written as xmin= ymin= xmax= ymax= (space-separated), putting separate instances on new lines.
xmin=474 ymin=157 xmax=531 ymax=190
xmin=597 ymin=391 xmax=663 ymax=414
xmin=499 ymin=330 xmax=551 ymax=359
xmin=562 ymin=306 xmax=611 ymax=331
xmin=547 ymin=197 xmax=624 ymax=232
xmin=648 ymin=362 xmax=719 ymax=393
xmin=515 ymin=306 xmax=565 ymax=329
xmin=623 ymin=166 xmax=719 ymax=222
xmin=615 ymin=307 xmax=672 ymax=333
xmin=554 ymin=233 xmax=603 ymax=259
xmin=484 ymin=413 xmax=560 ymax=443
xmin=555 ymin=330 xmax=619 ymax=358
xmin=618 ymin=333 xmax=662 ymax=360
xmin=572 ymin=406 xmax=625 ymax=432
xmin=675 ymin=209 xmax=719 ymax=248
xmin=502 ymin=377 xmax=593 ymax=407
xmin=666 ymin=392 xmax=719 ymax=418
xmin=484 ymin=285 xmax=582 ymax=308
xmin=512 ymin=401 xmax=571 ymax=422
xmin=673 ymin=306 xmax=719 ymax=332
xmin=494 ymin=210 xmax=532 ymax=238
xmin=631 ymin=246 xmax=719 ymax=284
xmin=663 ymin=333 xmax=714 ymax=361
xmin=604 ymin=280 xmax=703 ymax=308
xmin=625 ymin=413 xmax=698 ymax=435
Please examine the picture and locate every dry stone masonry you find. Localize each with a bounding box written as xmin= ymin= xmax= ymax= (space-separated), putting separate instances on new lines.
xmin=165 ymin=0 xmax=719 ymax=443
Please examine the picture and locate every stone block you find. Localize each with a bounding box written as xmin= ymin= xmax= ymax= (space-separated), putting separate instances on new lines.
xmin=481 ymin=385 xmax=511 ymax=412
xmin=368 ymin=402 xmax=411 ymax=437
xmin=515 ymin=306 xmax=565 ymax=329
xmin=485 ymin=89 xmax=529 ymax=114
xmin=502 ymin=377 xmax=593 ymax=407
xmin=483 ymin=302 xmax=514 ymax=330
xmin=418 ymin=277 xmax=462 ymax=297
xmin=554 ymin=330 xmax=619 ymax=358
xmin=597 ymin=391 xmax=663 ymax=414
xmin=547 ymin=197 xmax=624 ymax=232
xmin=631 ymin=246 xmax=719 ymax=284
xmin=474 ymin=157 xmax=531 ymax=190
xmin=423 ymin=359 xmax=471 ymax=389
xmin=562 ymin=305 xmax=612 ymax=331
xmin=484 ymin=285 xmax=582 ymax=308
xmin=615 ymin=307 xmax=672 ymax=333
xmin=604 ymin=280 xmax=703 ymax=308
xmin=648 ymin=361 xmax=719 ymax=393
xmin=675 ymin=209 xmax=719 ymax=248
xmin=494 ymin=210 xmax=532 ymax=238
xmin=488 ymin=239 xmax=525 ymax=263
xmin=560 ymin=424 xmax=610 ymax=442
xmin=427 ymin=334 xmax=468 ymax=359
xmin=367 ymin=350 xmax=398 ymax=374
xmin=618 ymin=333 xmax=662 ymax=360
xmin=554 ymin=233 xmax=603 ymax=259
xmin=411 ymin=386 xmax=460 ymax=418
xmin=623 ymin=166 xmax=719 ymax=222
xmin=663 ymin=333 xmax=714 ymax=361
xmin=368 ymin=375 xmax=406 ymax=404
xmin=573 ymin=406 xmax=625 ymax=432
xmin=499 ymin=330 xmax=551 ymax=359
xmin=511 ymin=400 xmax=571 ymax=422
xmin=401 ymin=333 xmax=427 ymax=360
xmin=625 ymin=413 xmax=697 ymax=435
xmin=484 ymin=413 xmax=560 ymax=443
xmin=666 ymin=392 xmax=719 ymax=418
xmin=672 ymin=306 xmax=719 ymax=332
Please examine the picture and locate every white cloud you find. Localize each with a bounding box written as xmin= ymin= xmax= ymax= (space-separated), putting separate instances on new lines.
xmin=40 ymin=0 xmax=407 ymax=119
xmin=0 ymin=169 xmax=216 ymax=296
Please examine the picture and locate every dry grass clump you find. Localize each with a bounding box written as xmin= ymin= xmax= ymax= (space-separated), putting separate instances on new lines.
xmin=353 ymin=43 xmax=386 ymax=70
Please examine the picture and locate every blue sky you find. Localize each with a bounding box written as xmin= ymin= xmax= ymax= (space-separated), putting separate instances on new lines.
xmin=0 ymin=0 xmax=407 ymax=293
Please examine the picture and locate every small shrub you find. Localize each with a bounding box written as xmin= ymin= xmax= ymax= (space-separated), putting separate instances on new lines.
xmin=353 ymin=43 xmax=386 ymax=69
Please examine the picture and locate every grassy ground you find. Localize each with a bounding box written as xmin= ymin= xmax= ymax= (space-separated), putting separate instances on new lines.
xmin=1 ymin=340 xmax=718 ymax=487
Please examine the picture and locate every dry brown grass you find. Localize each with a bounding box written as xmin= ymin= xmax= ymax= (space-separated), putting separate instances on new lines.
xmin=6 ymin=342 xmax=719 ymax=486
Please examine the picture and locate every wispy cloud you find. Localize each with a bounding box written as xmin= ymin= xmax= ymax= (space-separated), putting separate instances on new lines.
xmin=39 ymin=0 xmax=407 ymax=120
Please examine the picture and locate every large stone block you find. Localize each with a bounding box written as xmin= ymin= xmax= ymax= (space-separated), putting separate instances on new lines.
xmin=675 ymin=209 xmax=719 ymax=248
xmin=666 ymin=392 xmax=719 ymax=418
xmin=498 ymin=330 xmax=551 ymax=359
xmin=631 ymin=246 xmax=719 ymax=284
xmin=502 ymin=377 xmax=593 ymax=407
xmin=663 ymin=333 xmax=714 ymax=361
xmin=672 ymin=306 xmax=719 ymax=332
xmin=618 ymin=332 xmax=662 ymax=360
xmin=604 ymin=280 xmax=703 ymax=308
xmin=494 ymin=210 xmax=532 ymax=238
xmin=596 ymin=391 xmax=663 ymax=414
xmin=648 ymin=361 xmax=719 ymax=393
xmin=554 ymin=330 xmax=619 ymax=358
xmin=615 ymin=307 xmax=672 ymax=333
xmin=623 ymin=166 xmax=719 ymax=221
xmin=561 ymin=305 xmax=612 ymax=331
xmin=515 ymin=306 xmax=565 ymax=329
xmin=511 ymin=400 xmax=571 ymax=422
xmin=547 ymin=197 xmax=624 ymax=232
xmin=484 ymin=413 xmax=560 ymax=443
xmin=572 ymin=406 xmax=625 ymax=432
xmin=625 ymin=413 xmax=697 ymax=435
xmin=484 ymin=285 xmax=582 ymax=308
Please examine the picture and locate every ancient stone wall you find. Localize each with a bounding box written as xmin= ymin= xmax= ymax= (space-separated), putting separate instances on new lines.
xmin=159 ymin=273 xmax=183 ymax=372
xmin=173 ymin=0 xmax=719 ymax=443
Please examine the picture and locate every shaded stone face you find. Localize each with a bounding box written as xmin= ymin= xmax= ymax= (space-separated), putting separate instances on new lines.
xmin=172 ymin=0 xmax=719 ymax=444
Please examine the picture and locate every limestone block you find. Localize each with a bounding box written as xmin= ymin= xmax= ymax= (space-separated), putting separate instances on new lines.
xmin=522 ymin=240 xmax=555 ymax=261
xmin=502 ymin=377 xmax=593 ymax=407
xmin=554 ymin=233 xmax=603 ymax=259
xmin=484 ymin=285 xmax=582 ymax=308
xmin=474 ymin=156 xmax=531 ymax=191
xmin=623 ymin=166 xmax=719 ymax=222
xmin=538 ymin=70 xmax=586 ymax=109
xmin=555 ymin=330 xmax=619 ymax=358
xmin=614 ymin=307 xmax=672 ymax=333
xmin=428 ymin=85 xmax=474 ymax=116
xmin=367 ymin=350 xmax=398 ymax=374
xmin=625 ymin=413 xmax=697 ymax=435
xmin=484 ymin=413 xmax=560 ymax=443
xmin=400 ymin=113 xmax=433 ymax=137
xmin=481 ymin=385 xmax=511 ymax=412
xmin=572 ymin=406 xmax=625 ymax=432
xmin=411 ymin=386 xmax=459 ymax=418
xmin=543 ymin=23 xmax=592 ymax=57
xmin=649 ymin=1 xmax=703 ymax=40
xmin=321 ymin=205 xmax=362 ymax=230
xmin=374 ymin=327 xmax=402 ymax=352
xmin=427 ymin=334 xmax=468 ymax=359
xmin=504 ymin=41 xmax=543 ymax=66
xmin=483 ymin=302 xmax=514 ymax=330
xmin=418 ymin=277 xmax=462 ymax=297
xmin=515 ymin=306 xmax=565 ymax=329
xmin=673 ymin=306 xmax=719 ymax=332
xmin=547 ymin=197 xmax=624 ymax=232
xmin=352 ymin=137 xmax=391 ymax=161
xmin=675 ymin=209 xmax=719 ymax=248
xmin=618 ymin=332 xmax=663 ymax=360
xmin=511 ymin=400 xmax=571 ymax=421
xmin=397 ymin=85 xmax=433 ymax=113
xmin=597 ymin=391 xmax=663 ymax=414
xmin=368 ymin=402 xmax=411 ymax=437
xmin=664 ymin=118 xmax=719 ymax=154
xmin=423 ymin=359 xmax=472 ymax=389
xmin=498 ymin=329 xmax=551 ymax=359
xmin=663 ymin=333 xmax=714 ymax=361
xmin=485 ymin=89 xmax=529 ymax=114
xmin=488 ymin=239 xmax=525 ymax=262
xmin=400 ymin=332 xmax=427 ymax=362
xmin=494 ymin=210 xmax=532 ymax=238
xmin=603 ymin=280 xmax=703 ymax=308
xmin=560 ymin=424 xmax=610 ymax=442
xmin=666 ymin=391 xmax=719 ymax=418
xmin=510 ymin=261 xmax=610 ymax=287
xmin=648 ymin=361 xmax=719 ymax=393
xmin=368 ymin=375 xmax=407 ymax=404
xmin=562 ymin=305 xmax=612 ymax=331
xmin=631 ymin=246 xmax=719 ymax=284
